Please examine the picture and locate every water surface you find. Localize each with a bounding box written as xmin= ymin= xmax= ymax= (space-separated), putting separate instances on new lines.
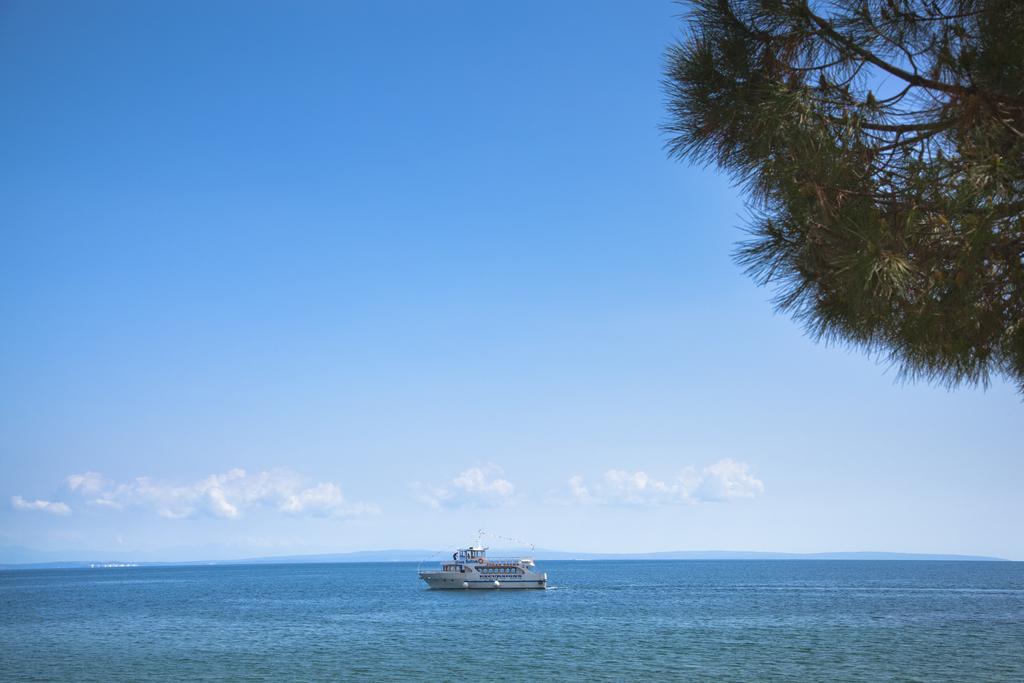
xmin=2 ymin=560 xmax=1022 ymax=680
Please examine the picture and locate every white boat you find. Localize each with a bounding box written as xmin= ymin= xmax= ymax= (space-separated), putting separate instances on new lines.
xmin=419 ymin=545 xmax=547 ymax=589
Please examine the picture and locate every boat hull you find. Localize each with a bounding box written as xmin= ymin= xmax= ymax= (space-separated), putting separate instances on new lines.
xmin=420 ymin=571 xmax=547 ymax=590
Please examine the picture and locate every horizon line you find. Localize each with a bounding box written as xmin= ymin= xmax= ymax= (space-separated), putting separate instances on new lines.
xmin=0 ymin=546 xmax=1010 ymax=568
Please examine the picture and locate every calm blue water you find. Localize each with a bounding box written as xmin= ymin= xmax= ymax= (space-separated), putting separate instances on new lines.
xmin=1 ymin=560 xmax=1022 ymax=681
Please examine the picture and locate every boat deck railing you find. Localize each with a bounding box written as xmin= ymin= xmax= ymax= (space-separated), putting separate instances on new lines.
xmin=478 ymin=556 xmax=534 ymax=564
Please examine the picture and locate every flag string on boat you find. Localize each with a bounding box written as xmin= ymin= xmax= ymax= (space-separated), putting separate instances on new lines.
xmin=477 ymin=529 xmax=535 ymax=553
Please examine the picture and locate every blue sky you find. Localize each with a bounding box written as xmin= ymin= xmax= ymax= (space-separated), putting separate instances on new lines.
xmin=2 ymin=0 xmax=1021 ymax=561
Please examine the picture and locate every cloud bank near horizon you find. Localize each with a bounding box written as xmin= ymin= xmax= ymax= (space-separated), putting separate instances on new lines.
xmin=12 ymin=468 xmax=378 ymax=520
xmin=11 ymin=460 xmax=762 ymax=520
xmin=567 ymin=459 xmax=764 ymax=505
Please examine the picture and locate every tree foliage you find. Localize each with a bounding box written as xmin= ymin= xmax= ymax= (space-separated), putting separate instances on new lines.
xmin=664 ymin=0 xmax=1024 ymax=390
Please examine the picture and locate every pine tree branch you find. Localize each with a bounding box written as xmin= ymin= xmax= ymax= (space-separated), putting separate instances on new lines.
xmin=826 ymin=115 xmax=953 ymax=134
xmin=802 ymin=3 xmax=971 ymax=99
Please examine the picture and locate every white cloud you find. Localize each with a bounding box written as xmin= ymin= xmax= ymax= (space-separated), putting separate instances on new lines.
xmin=693 ymin=458 xmax=765 ymax=501
xmin=279 ymin=481 xmax=377 ymax=516
xmin=412 ymin=465 xmax=515 ymax=508
xmin=66 ymin=471 xmax=105 ymax=494
xmin=411 ymin=482 xmax=453 ymax=509
xmin=567 ymin=475 xmax=591 ymax=503
xmin=62 ymin=468 xmax=378 ymax=519
xmin=567 ymin=459 xmax=764 ymax=505
xmin=11 ymin=495 xmax=72 ymax=516
xmin=452 ymin=467 xmax=514 ymax=497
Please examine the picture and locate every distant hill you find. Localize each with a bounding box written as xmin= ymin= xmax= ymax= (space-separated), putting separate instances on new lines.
xmin=526 ymin=550 xmax=1006 ymax=562
xmin=0 ymin=545 xmax=1007 ymax=569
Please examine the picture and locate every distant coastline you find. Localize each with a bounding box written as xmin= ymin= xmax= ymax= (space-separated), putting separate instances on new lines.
xmin=0 ymin=546 xmax=1007 ymax=570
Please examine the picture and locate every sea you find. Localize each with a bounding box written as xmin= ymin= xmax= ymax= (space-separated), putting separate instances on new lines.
xmin=1 ymin=560 xmax=1022 ymax=681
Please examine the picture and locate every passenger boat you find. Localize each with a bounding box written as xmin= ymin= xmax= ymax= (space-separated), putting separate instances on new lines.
xmin=419 ymin=545 xmax=547 ymax=589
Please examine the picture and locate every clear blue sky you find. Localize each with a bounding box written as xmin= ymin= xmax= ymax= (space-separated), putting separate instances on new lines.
xmin=2 ymin=0 xmax=1021 ymax=561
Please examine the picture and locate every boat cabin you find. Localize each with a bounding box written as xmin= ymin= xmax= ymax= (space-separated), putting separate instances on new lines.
xmin=455 ymin=546 xmax=488 ymax=562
